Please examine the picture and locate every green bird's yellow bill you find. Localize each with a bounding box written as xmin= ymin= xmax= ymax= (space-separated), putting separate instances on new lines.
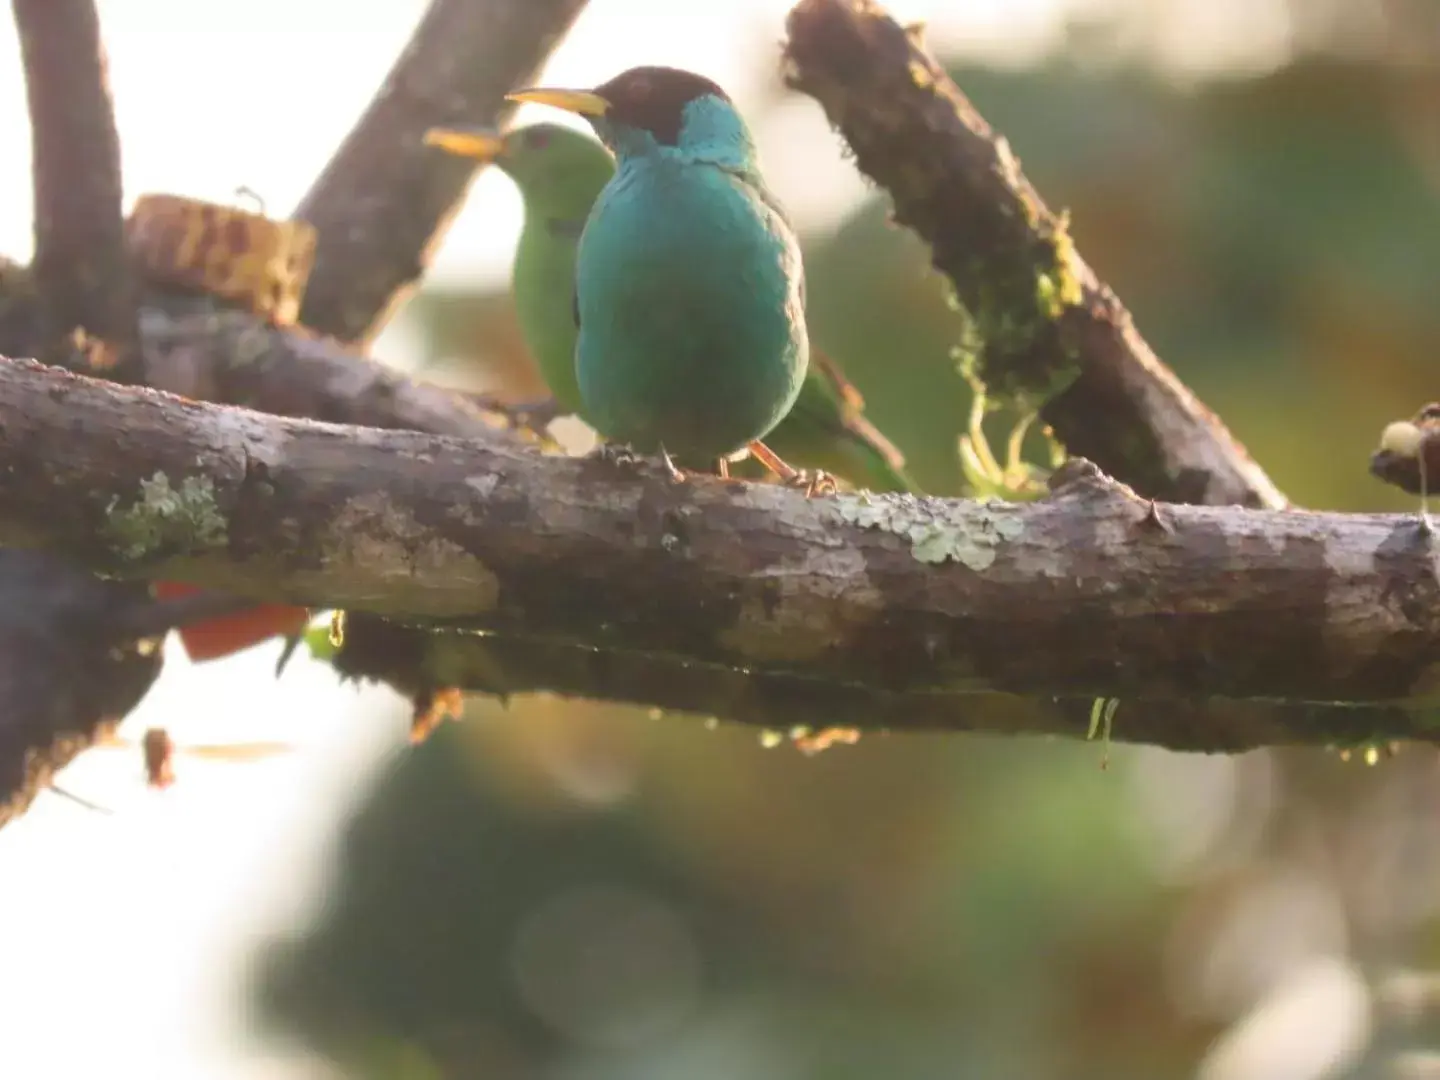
xmin=424 ymin=127 xmax=506 ymax=161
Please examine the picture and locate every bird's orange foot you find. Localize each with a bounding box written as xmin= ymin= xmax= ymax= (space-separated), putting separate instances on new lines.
xmin=746 ymin=440 xmax=800 ymax=481
xmin=790 ymin=470 xmax=838 ymax=498
xmin=745 ymin=440 xmax=834 ymax=497
xmin=711 ymin=457 xmax=747 ymax=483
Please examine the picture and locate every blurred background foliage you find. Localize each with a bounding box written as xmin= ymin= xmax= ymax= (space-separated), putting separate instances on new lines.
xmin=253 ymin=3 xmax=1440 ymax=1076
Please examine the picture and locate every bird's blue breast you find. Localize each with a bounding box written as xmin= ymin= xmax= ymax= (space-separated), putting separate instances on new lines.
xmin=573 ymin=152 xmax=808 ymax=462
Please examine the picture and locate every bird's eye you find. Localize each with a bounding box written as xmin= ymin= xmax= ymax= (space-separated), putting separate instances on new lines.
xmin=526 ymin=129 xmax=550 ymax=149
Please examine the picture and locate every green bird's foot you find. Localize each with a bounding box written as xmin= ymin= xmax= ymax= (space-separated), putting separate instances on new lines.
xmin=469 ymin=393 xmax=564 ymax=436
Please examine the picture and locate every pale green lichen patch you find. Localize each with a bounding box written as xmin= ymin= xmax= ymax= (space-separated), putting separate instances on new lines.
xmin=831 ymin=492 xmax=1024 ymax=571
xmin=104 ymin=472 xmax=228 ymax=560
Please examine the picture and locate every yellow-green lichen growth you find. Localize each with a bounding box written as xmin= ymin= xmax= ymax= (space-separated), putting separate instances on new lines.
xmin=831 ymin=492 xmax=1024 ymax=571
xmin=1035 ymin=211 xmax=1083 ymax=318
xmin=104 ymin=471 xmax=227 ymax=560
xmin=955 ymin=205 xmax=1085 ymax=408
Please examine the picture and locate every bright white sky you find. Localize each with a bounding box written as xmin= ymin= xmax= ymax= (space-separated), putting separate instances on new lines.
xmin=0 ymin=1 xmax=1302 ymax=1076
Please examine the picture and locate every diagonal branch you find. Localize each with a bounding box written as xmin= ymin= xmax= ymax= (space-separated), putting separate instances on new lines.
xmin=783 ymin=0 xmax=1285 ymax=510
xmin=0 ymin=356 xmax=1435 ymax=723
xmin=135 ymin=306 xmax=532 ymax=441
xmin=11 ymin=0 xmax=139 ymax=381
xmin=294 ymin=0 xmax=591 ymax=345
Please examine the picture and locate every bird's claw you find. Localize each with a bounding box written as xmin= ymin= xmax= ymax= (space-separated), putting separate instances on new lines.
xmin=591 ymin=441 xmax=641 ymax=470
xmin=786 ymin=469 xmax=837 ymax=498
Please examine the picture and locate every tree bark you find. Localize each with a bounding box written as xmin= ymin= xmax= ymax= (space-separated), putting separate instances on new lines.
xmin=294 ymin=0 xmax=591 ymax=346
xmin=0 ymin=357 xmax=1435 ymax=731
xmin=783 ymin=0 xmax=1285 ymax=510
xmin=0 ymin=0 xmax=587 ymax=825
xmin=12 ymin=0 xmax=139 ymax=380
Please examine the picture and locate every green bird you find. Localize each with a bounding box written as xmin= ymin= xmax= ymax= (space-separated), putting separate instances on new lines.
xmin=427 ymin=74 xmax=913 ymax=491
xmin=426 ymin=122 xmax=610 ymax=419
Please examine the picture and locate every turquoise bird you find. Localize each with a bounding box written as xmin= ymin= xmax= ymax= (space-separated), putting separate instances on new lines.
xmin=425 ymin=120 xmax=916 ymax=492
xmin=503 ymin=66 xmax=810 ymax=483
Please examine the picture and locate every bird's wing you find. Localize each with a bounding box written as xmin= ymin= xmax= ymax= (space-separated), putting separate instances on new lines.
xmin=714 ymin=162 xmax=811 ymax=320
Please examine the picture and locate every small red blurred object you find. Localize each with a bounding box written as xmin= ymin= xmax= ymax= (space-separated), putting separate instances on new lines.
xmin=153 ymin=581 xmax=310 ymax=662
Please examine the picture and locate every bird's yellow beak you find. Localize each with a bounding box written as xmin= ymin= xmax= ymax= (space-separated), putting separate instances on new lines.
xmin=505 ymin=87 xmax=610 ymax=118
xmin=424 ymin=126 xmax=507 ymax=162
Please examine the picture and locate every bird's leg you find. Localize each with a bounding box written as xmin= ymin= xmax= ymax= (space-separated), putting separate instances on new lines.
xmin=747 ymin=440 xmax=836 ymax=497
xmin=715 ymin=457 xmax=730 ymax=480
xmin=658 ymin=444 xmax=687 ymax=484
xmin=747 ymin=440 xmax=796 ymax=480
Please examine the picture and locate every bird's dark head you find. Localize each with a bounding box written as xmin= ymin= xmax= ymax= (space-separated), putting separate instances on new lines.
xmin=507 ymin=66 xmax=752 ymax=164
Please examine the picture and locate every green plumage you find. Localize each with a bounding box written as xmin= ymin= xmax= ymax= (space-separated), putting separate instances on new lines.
xmin=429 ymin=80 xmax=914 ymax=492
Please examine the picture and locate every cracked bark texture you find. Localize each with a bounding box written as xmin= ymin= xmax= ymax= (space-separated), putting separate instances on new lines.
xmin=783 ymin=0 xmax=1285 ymax=510
xmin=1 ymin=358 xmax=1437 ymax=736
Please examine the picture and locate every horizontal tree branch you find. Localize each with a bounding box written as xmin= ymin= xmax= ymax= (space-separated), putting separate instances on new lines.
xmin=293 ymin=0 xmax=590 ymax=345
xmin=0 ymin=356 xmax=1435 ymax=730
xmin=783 ymin=0 xmax=1286 ymax=511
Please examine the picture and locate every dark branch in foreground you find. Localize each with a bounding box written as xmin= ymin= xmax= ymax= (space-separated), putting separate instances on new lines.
xmin=294 ymin=0 xmax=590 ymax=345
xmin=11 ymin=0 xmax=139 ymax=381
xmin=783 ymin=0 xmax=1285 ymax=511
xmin=332 ymin=613 xmax=1431 ymax=754
xmin=0 ymin=550 xmax=270 ymax=830
xmin=0 ymin=356 xmax=1437 ymax=721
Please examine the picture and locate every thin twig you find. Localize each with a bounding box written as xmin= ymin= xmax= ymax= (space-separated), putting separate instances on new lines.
xmin=294 ymin=0 xmax=591 ymax=346
xmin=11 ymin=0 xmax=139 ymax=381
